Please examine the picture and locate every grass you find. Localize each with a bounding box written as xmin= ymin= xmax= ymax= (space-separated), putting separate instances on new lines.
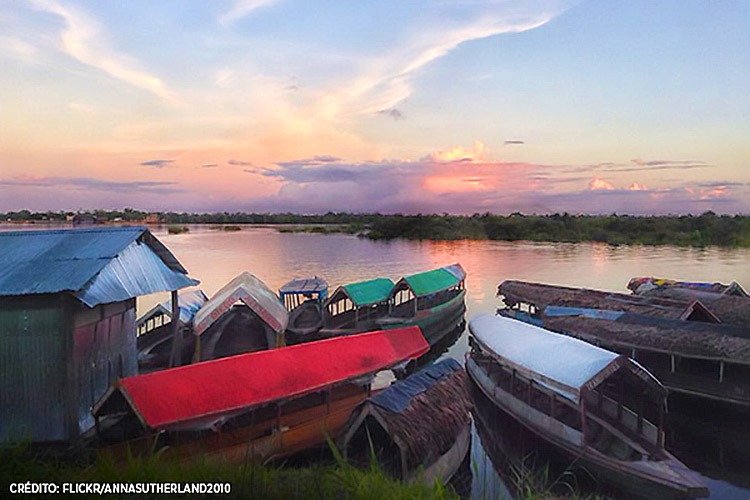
xmin=167 ymin=225 xmax=189 ymax=234
xmin=0 ymin=442 xmax=459 ymax=500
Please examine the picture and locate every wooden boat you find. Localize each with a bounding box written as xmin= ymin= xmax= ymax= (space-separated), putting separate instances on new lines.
xmin=340 ymin=358 xmax=471 ymax=484
xmin=628 ymin=277 xmax=748 ymax=298
xmin=136 ymin=289 xmax=208 ymax=372
xmin=321 ymin=264 xmax=467 ymax=346
xmin=90 ymin=326 xmax=429 ymax=464
xmin=279 ymin=277 xmax=328 ymax=343
xmin=192 ymin=272 xmax=289 ymax=361
xmin=466 ymin=314 xmax=709 ymax=499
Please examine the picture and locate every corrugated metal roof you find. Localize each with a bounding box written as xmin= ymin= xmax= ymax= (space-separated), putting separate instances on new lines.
xmin=0 ymin=227 xmax=197 ymax=305
xmin=341 ymin=278 xmax=395 ymax=306
xmin=194 ymin=272 xmax=288 ymax=335
xmin=137 ymin=289 xmax=209 ymax=327
xmin=279 ymin=277 xmax=328 ymax=295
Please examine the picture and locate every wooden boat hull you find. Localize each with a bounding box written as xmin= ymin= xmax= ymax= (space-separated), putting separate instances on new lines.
xmin=99 ymin=391 xmax=367 ymax=465
xmin=319 ymin=290 xmax=466 ymax=346
xmin=407 ymin=422 xmax=471 ymax=485
xmin=466 ymin=357 xmax=709 ymax=499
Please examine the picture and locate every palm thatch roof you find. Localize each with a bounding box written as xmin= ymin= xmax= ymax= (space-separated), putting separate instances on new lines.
xmin=544 ymin=313 xmax=750 ymax=364
xmin=341 ymin=360 xmax=471 ymax=474
xmin=641 ymin=288 xmax=750 ymax=327
xmin=498 ymin=280 xmax=691 ymax=320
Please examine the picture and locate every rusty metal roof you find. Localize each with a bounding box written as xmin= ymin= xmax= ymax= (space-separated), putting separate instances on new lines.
xmin=0 ymin=227 xmax=197 ymax=305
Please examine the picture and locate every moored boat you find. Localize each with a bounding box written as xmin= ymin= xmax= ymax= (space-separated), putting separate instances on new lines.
xmin=136 ymin=289 xmax=208 ymax=372
xmin=279 ymin=277 xmax=328 ymax=343
xmin=466 ymin=314 xmax=709 ymax=499
xmin=91 ymin=326 xmax=429 ymax=464
xmin=321 ymin=264 xmax=467 ymax=346
xmin=192 ymin=272 xmax=289 ymax=361
xmin=340 ymin=358 xmax=471 ymax=484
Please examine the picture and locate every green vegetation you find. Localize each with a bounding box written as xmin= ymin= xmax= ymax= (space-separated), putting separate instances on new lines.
xmin=167 ymin=226 xmax=189 ymax=234
xmin=3 ymin=209 xmax=749 ymax=247
xmin=365 ymin=212 xmax=750 ymax=247
xmin=0 ymin=444 xmax=458 ymax=500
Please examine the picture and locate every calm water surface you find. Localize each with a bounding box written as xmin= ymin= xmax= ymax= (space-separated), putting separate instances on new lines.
xmin=139 ymin=226 xmax=749 ymax=499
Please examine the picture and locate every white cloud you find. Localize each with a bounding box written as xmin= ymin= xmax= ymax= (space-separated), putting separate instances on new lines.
xmin=30 ymin=0 xmax=181 ymax=105
xmin=219 ymin=0 xmax=279 ymax=25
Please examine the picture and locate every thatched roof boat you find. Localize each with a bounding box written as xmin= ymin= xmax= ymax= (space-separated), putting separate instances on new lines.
xmin=498 ymin=280 xmax=726 ymax=324
xmin=340 ymin=358 xmax=471 ymax=484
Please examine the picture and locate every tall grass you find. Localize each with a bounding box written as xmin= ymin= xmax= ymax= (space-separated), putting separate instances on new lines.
xmin=0 ymin=442 xmax=459 ymax=500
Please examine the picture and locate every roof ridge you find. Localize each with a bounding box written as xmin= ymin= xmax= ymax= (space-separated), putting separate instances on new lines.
xmin=0 ymin=226 xmax=147 ymax=237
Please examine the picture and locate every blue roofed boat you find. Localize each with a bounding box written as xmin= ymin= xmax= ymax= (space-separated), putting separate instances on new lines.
xmin=279 ymin=276 xmax=329 ymax=343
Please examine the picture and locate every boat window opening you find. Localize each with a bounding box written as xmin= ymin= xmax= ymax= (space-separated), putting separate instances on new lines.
xmin=222 ymin=404 xmax=277 ymax=432
xmin=679 ymin=357 xmax=722 ymax=380
xmin=634 ymin=350 xmax=671 ymax=373
xmin=585 ymin=418 xmax=642 ymax=461
xmin=280 ymin=391 xmax=327 ymax=416
xmin=332 ymin=383 xmax=367 ymax=402
xmin=723 ymin=362 xmax=750 ymax=385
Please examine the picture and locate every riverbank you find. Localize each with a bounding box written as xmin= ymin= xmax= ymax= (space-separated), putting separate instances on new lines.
xmin=6 ymin=211 xmax=746 ymax=247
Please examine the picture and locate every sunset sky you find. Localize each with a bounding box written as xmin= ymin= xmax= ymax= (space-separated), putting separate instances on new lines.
xmin=1 ymin=0 xmax=749 ymax=214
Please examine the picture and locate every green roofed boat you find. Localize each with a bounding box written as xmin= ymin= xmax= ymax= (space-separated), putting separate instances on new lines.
xmin=319 ymin=264 xmax=466 ymax=345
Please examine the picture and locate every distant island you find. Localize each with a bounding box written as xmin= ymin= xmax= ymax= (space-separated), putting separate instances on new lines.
xmin=2 ymin=209 xmax=749 ymax=247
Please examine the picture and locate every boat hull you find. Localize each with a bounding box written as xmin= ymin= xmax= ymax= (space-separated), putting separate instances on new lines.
xmin=466 ymin=356 xmax=709 ymax=499
xmin=319 ymin=290 xmax=466 ymax=346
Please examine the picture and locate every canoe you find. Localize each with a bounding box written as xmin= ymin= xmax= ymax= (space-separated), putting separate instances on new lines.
xmin=466 ymin=314 xmax=709 ymax=499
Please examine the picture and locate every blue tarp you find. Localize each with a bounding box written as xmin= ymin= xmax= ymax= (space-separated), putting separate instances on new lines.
xmin=370 ymin=358 xmax=462 ymax=413
xmin=545 ymin=306 xmax=624 ymax=321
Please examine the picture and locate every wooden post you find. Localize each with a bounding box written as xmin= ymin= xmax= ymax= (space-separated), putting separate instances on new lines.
xmin=617 ymin=376 xmax=624 ymax=421
xmin=719 ymin=361 xmax=724 ymax=383
xmin=637 ymin=390 xmax=645 ymax=433
xmin=581 ymin=397 xmax=587 ymax=447
xmin=671 ymin=355 xmax=676 ymax=373
xmin=168 ymin=290 xmax=181 ymax=367
xmin=657 ymin=398 xmax=665 ymax=448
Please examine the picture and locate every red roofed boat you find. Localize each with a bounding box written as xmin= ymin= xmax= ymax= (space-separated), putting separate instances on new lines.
xmin=91 ymin=326 xmax=429 ymax=463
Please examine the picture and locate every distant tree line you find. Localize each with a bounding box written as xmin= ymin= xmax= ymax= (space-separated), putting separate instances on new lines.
xmin=3 ymin=209 xmax=749 ymax=247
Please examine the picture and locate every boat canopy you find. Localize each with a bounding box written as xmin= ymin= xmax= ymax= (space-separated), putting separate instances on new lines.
xmin=470 ymin=314 xmax=630 ymax=403
xmin=279 ymin=277 xmax=328 ymax=298
xmin=370 ymin=358 xmax=462 ymax=413
xmin=395 ymin=263 xmax=466 ymax=298
xmin=93 ymin=326 xmax=429 ymax=430
xmin=137 ymin=289 xmax=208 ymax=327
xmin=193 ymin=272 xmax=288 ymax=335
xmin=336 ymin=278 xmax=395 ymax=307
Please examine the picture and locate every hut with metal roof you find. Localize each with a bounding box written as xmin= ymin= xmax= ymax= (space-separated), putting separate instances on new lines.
xmin=340 ymin=359 xmax=471 ymax=483
xmin=323 ymin=278 xmax=395 ymax=331
xmin=0 ymin=227 xmax=198 ymax=444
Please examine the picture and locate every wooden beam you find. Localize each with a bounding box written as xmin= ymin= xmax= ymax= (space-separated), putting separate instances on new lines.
xmin=168 ymin=290 xmax=181 ymax=367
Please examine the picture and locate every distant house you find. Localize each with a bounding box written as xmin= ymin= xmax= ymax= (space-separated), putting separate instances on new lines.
xmin=0 ymin=227 xmax=198 ymax=444
xmin=72 ymin=214 xmax=97 ymax=226
xmin=145 ymin=213 xmax=160 ymax=224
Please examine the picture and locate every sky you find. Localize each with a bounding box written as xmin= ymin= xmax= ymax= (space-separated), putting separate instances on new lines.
xmin=1 ymin=0 xmax=749 ymax=214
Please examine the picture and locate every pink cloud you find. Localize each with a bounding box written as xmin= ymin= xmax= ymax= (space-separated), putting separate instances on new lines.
xmin=589 ymin=177 xmax=615 ymax=191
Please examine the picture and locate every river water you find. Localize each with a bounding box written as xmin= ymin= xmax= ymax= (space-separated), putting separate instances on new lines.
xmin=142 ymin=226 xmax=750 ymax=499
